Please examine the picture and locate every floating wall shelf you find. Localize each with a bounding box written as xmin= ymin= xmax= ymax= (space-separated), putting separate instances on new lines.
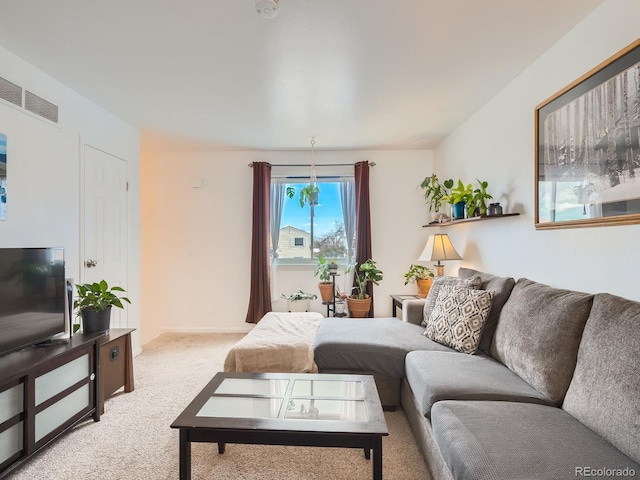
xmin=423 ymin=213 xmax=520 ymax=228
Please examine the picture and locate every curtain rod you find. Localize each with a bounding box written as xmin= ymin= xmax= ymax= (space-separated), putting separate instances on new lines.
xmin=248 ymin=162 xmax=376 ymax=167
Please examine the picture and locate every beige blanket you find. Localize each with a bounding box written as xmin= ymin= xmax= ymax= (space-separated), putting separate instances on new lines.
xmin=223 ymin=311 xmax=324 ymax=373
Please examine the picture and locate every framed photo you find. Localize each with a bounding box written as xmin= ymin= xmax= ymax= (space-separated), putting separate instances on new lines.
xmin=535 ymin=38 xmax=640 ymax=230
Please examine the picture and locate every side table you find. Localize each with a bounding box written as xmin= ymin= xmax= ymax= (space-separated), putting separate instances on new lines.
xmin=390 ymin=294 xmax=419 ymax=318
xmin=98 ymin=328 xmax=135 ymax=414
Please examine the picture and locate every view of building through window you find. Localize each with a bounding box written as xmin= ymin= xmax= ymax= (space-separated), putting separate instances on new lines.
xmin=275 ymin=180 xmax=351 ymax=261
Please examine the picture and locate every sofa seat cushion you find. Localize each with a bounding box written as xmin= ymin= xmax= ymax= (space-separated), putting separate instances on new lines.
xmin=431 ymin=401 xmax=640 ymax=480
xmin=458 ymin=268 xmax=516 ymax=355
xmin=563 ymin=293 xmax=640 ymax=464
xmin=490 ymin=278 xmax=593 ymax=405
xmin=314 ymin=317 xmax=454 ymax=378
xmin=405 ymin=351 xmax=553 ymax=417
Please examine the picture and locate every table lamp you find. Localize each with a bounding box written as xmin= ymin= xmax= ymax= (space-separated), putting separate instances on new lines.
xmin=418 ymin=233 xmax=462 ymax=276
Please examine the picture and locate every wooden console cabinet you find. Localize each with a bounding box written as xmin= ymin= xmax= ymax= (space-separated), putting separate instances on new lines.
xmin=0 ymin=329 xmax=134 ymax=477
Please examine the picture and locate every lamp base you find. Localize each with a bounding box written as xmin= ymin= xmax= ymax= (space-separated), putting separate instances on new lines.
xmin=435 ymin=265 xmax=445 ymax=277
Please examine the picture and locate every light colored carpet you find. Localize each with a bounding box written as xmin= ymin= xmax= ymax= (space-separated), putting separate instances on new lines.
xmin=9 ymin=333 xmax=430 ymax=479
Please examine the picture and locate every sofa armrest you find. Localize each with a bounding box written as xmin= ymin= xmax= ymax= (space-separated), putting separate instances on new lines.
xmin=402 ymin=299 xmax=426 ymax=325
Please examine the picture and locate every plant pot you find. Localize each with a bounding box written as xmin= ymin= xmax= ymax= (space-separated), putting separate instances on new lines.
xmin=416 ymin=278 xmax=433 ymax=298
xmin=452 ymin=202 xmax=465 ymax=220
xmin=347 ymin=296 xmax=371 ymax=318
xmin=335 ymin=300 xmax=346 ymax=315
xmin=318 ymin=282 xmax=334 ymax=302
xmin=81 ymin=306 xmax=112 ymax=333
xmin=287 ymin=299 xmax=311 ymax=312
xmin=308 ymin=191 xmax=319 ymax=205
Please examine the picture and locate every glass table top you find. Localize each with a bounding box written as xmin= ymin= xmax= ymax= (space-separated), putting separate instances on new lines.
xmin=195 ymin=376 xmax=368 ymax=422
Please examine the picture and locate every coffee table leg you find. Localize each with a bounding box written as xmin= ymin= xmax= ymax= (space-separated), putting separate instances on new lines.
xmin=218 ymin=442 xmax=226 ymax=454
xmin=372 ymin=436 xmax=382 ymax=480
xmin=179 ymin=429 xmax=191 ymax=480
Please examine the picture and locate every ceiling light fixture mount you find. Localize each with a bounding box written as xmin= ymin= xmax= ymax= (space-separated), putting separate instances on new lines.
xmin=255 ymin=0 xmax=279 ymax=19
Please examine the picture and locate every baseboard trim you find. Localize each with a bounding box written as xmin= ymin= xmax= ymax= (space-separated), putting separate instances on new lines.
xmin=159 ymin=326 xmax=254 ymax=334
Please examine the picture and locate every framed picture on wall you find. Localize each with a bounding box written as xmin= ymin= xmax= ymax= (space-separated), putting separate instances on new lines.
xmin=535 ymin=38 xmax=640 ymax=230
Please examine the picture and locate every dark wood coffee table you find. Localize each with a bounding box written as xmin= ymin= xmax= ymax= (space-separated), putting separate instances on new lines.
xmin=170 ymin=372 xmax=389 ymax=479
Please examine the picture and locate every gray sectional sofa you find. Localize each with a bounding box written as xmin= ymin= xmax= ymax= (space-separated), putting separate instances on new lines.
xmin=314 ymin=268 xmax=640 ymax=480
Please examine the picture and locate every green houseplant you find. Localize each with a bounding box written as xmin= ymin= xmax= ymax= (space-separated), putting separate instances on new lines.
xmin=281 ymin=289 xmax=317 ymax=312
xmin=403 ymin=264 xmax=434 ymax=298
xmin=420 ymin=175 xmax=453 ymax=213
xmin=345 ymin=259 xmax=383 ymax=317
xmin=314 ymin=256 xmax=338 ymax=302
xmin=443 ymin=180 xmax=473 ymax=219
xmin=73 ymin=280 xmax=130 ymax=333
xmin=298 ymin=184 xmax=320 ymax=208
xmin=468 ymin=179 xmax=494 ymax=217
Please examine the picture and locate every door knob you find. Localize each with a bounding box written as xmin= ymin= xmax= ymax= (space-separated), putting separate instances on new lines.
xmin=85 ymin=259 xmax=98 ymax=268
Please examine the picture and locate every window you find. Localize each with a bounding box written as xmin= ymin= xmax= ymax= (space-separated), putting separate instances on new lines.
xmin=271 ymin=177 xmax=355 ymax=264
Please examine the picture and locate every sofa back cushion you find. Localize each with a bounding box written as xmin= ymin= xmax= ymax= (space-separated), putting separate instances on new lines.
xmin=490 ymin=278 xmax=593 ymax=405
xmin=563 ymin=293 xmax=640 ymax=464
xmin=458 ymin=268 xmax=516 ymax=354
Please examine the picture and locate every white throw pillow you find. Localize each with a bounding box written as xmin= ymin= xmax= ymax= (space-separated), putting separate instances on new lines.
xmin=424 ymin=285 xmax=494 ymax=354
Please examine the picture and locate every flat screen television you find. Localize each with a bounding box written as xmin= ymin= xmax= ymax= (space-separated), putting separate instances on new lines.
xmin=0 ymin=247 xmax=66 ymax=357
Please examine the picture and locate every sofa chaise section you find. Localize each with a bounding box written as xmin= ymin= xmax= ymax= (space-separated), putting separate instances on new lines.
xmin=314 ymin=317 xmax=455 ymax=407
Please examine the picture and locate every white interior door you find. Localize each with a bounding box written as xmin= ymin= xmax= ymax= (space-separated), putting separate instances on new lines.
xmin=82 ymin=144 xmax=128 ymax=328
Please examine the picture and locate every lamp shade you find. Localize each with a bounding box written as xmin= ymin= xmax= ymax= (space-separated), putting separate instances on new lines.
xmin=418 ymin=234 xmax=462 ymax=262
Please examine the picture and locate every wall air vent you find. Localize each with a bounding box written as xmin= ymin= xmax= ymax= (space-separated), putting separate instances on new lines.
xmin=25 ymin=91 xmax=59 ymax=123
xmin=0 ymin=76 xmax=23 ymax=107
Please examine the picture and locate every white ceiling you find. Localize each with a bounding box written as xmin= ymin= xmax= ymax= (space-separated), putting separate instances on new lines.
xmin=0 ymin=0 xmax=603 ymax=151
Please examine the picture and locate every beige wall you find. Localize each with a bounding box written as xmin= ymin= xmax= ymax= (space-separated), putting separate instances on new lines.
xmin=140 ymin=149 xmax=433 ymax=343
xmin=434 ymin=0 xmax=640 ymax=302
xmin=0 ymin=44 xmax=142 ymax=351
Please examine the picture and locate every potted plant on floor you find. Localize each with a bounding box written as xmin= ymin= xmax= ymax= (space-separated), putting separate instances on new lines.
xmin=345 ymin=259 xmax=383 ymax=318
xmin=280 ymin=289 xmax=317 ymax=312
xmin=314 ymin=256 xmax=338 ymax=302
xmin=403 ymin=264 xmax=434 ymax=298
xmin=73 ymin=280 xmax=130 ymax=333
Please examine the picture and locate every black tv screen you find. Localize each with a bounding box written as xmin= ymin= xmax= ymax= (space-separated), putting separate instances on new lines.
xmin=0 ymin=247 xmax=66 ymax=357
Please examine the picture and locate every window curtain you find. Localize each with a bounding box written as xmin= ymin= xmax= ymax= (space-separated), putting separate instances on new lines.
xmin=339 ymin=178 xmax=356 ymax=264
xmin=245 ymin=162 xmax=272 ymax=324
xmin=270 ymin=179 xmax=286 ymax=301
xmin=354 ymin=161 xmax=374 ymax=317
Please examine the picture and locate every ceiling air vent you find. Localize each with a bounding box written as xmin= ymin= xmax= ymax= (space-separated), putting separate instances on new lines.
xmin=0 ymin=76 xmax=23 ymax=107
xmin=25 ymin=90 xmax=58 ymax=124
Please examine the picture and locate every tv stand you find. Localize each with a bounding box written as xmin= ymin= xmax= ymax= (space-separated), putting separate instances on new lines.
xmin=31 ymin=338 xmax=70 ymax=348
xmin=0 ymin=332 xmax=104 ymax=477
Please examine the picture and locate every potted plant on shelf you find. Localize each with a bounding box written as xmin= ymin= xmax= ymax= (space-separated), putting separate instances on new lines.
xmin=280 ymin=289 xmax=317 ymax=312
xmin=420 ymin=175 xmax=453 ymax=222
xmin=73 ymin=280 xmax=130 ymax=333
xmin=403 ymin=264 xmax=434 ymax=298
xmin=334 ymin=287 xmax=348 ymax=315
xmin=345 ymin=259 xmax=383 ymax=318
xmin=314 ymin=256 xmax=338 ymax=302
xmin=468 ymin=179 xmax=493 ymax=217
xmin=443 ymin=180 xmax=473 ymax=220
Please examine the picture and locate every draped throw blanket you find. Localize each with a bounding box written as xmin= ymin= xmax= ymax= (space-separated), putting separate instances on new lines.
xmin=224 ymin=312 xmax=324 ymax=373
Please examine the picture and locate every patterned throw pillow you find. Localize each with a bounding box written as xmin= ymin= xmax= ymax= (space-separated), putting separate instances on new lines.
xmin=421 ymin=275 xmax=482 ymax=327
xmin=424 ymin=285 xmax=494 ymax=354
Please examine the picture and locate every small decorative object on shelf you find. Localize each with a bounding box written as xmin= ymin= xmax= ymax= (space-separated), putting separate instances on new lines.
xmin=487 ymin=203 xmax=503 ymax=216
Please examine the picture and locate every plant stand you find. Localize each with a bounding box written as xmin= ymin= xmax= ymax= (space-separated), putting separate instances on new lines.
xmin=323 ymin=272 xmax=346 ymax=318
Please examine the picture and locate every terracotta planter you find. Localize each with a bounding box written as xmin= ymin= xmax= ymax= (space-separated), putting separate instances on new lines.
xmin=81 ymin=305 xmax=111 ymax=333
xmin=347 ymin=296 xmax=371 ymax=318
xmin=318 ymin=282 xmax=334 ymax=303
xmin=416 ymin=278 xmax=433 ymax=298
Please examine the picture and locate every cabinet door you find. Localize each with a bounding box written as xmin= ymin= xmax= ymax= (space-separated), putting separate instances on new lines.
xmin=0 ymin=380 xmax=24 ymax=468
xmin=32 ymin=345 xmax=95 ymax=447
